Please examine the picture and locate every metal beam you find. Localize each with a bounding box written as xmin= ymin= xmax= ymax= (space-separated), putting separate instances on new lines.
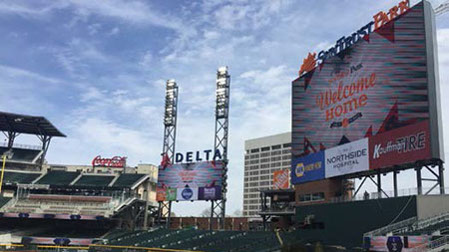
xmin=157 ymin=79 xmax=178 ymax=227
xmin=368 ymin=175 xmax=389 ymax=199
xmin=353 ymin=177 xmax=368 ymax=198
xmin=439 ymin=161 xmax=445 ymax=194
xmin=210 ymin=67 xmax=230 ymax=230
xmin=416 ymin=167 xmax=422 ymax=195
xmin=393 ymin=171 xmax=398 ymax=197
xmin=377 ymin=173 xmax=382 ymax=198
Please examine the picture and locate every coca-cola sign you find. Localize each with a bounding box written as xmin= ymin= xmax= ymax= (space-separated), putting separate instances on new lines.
xmin=92 ymin=156 xmax=126 ymax=168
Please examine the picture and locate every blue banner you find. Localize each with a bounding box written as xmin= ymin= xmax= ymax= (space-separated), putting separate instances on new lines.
xmin=291 ymin=151 xmax=325 ymax=184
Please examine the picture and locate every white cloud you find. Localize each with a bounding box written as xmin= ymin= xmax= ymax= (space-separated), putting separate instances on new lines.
xmin=80 ymin=86 xmax=105 ymax=102
xmin=139 ymin=51 xmax=153 ymax=70
xmin=108 ymin=27 xmax=120 ymax=36
xmin=0 ymin=64 xmax=61 ymax=84
xmin=0 ymin=1 xmax=67 ymax=16
xmin=87 ymin=23 xmax=102 ymax=35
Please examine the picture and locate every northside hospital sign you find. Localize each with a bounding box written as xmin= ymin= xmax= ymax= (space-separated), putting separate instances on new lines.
xmin=291 ymin=0 xmax=443 ymax=184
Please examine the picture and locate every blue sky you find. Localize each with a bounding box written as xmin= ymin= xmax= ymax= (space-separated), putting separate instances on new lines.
xmin=0 ymin=0 xmax=448 ymax=216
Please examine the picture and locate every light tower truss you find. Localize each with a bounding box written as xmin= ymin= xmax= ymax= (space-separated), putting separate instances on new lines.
xmin=157 ymin=79 xmax=178 ymax=228
xmin=210 ymin=66 xmax=231 ymax=230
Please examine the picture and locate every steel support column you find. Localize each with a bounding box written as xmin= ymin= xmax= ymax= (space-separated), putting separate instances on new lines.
xmin=7 ymin=132 xmax=17 ymax=148
xmin=157 ymin=79 xmax=178 ymax=227
xmin=439 ymin=161 xmax=445 ymax=194
xmin=416 ymin=167 xmax=422 ymax=195
xmin=210 ymin=67 xmax=230 ymax=230
xmin=37 ymin=135 xmax=51 ymax=168
xmin=393 ymin=171 xmax=398 ymax=197
xmin=377 ymin=173 xmax=382 ymax=198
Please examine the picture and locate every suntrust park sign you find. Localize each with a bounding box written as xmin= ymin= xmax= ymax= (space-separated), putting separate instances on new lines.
xmin=298 ymin=0 xmax=410 ymax=76
xmin=325 ymin=138 xmax=369 ymax=178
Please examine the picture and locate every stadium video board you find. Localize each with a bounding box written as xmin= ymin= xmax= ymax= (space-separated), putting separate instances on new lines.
xmin=291 ymin=1 xmax=443 ymax=184
xmin=156 ymin=161 xmax=223 ymax=201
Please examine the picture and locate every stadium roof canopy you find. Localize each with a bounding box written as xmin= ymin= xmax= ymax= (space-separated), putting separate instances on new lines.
xmin=0 ymin=111 xmax=65 ymax=137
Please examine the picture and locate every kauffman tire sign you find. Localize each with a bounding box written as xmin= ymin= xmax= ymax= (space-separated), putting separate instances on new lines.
xmin=369 ymin=121 xmax=431 ymax=170
xmin=325 ymin=138 xmax=369 ymax=178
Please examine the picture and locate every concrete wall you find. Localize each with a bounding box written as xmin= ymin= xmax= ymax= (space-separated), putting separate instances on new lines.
xmin=295 ymin=196 xmax=418 ymax=249
xmin=416 ymin=195 xmax=449 ymax=220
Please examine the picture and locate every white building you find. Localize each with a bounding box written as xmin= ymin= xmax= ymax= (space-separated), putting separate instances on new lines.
xmin=243 ymin=132 xmax=291 ymax=217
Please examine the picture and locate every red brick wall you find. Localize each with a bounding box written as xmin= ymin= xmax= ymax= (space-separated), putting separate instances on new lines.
xmin=294 ymin=178 xmax=343 ymax=205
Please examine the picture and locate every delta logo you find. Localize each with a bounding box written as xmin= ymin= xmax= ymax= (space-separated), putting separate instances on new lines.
xmin=295 ymin=163 xmax=305 ymax=177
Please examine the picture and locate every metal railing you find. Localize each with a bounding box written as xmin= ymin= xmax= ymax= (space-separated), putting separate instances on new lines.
xmin=414 ymin=212 xmax=449 ymax=233
xmin=364 ymin=217 xmax=418 ymax=237
xmin=0 ymin=142 xmax=42 ymax=150
xmin=332 ymin=187 xmax=449 ymax=203
xmin=365 ymin=211 xmax=449 ymax=237
xmin=409 ymin=235 xmax=449 ymax=252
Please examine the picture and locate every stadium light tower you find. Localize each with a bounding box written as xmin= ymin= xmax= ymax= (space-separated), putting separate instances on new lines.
xmin=162 ymin=79 xmax=178 ymax=162
xmin=210 ymin=66 xmax=230 ymax=230
xmin=157 ymin=79 xmax=178 ymax=228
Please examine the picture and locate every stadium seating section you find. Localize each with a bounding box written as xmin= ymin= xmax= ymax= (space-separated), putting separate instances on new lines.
xmin=36 ymin=171 xmax=80 ymax=186
xmin=0 ymin=147 xmax=41 ymax=163
xmin=111 ymin=174 xmax=145 ymax=188
xmin=3 ymin=194 xmax=113 ymax=217
xmin=1 ymin=170 xmax=147 ymax=189
xmin=104 ymin=228 xmax=286 ymax=252
xmin=3 ymin=171 xmax=40 ymax=184
xmin=75 ymin=175 xmax=115 ymax=187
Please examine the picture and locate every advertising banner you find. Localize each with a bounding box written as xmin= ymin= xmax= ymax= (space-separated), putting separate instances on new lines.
xmin=273 ymin=170 xmax=290 ymax=189
xmin=25 ymin=237 xmax=95 ymax=246
xmin=368 ymin=235 xmax=429 ymax=252
xmin=176 ymin=187 xmax=198 ymax=201
xmin=369 ymin=120 xmax=431 ymax=170
xmin=291 ymin=151 xmax=325 ymax=185
xmin=156 ymin=187 xmax=167 ymax=201
xmin=292 ymin=2 xmax=440 ymax=176
xmin=199 ymin=186 xmax=221 ymax=200
xmin=157 ymin=161 xmax=223 ymax=201
xmin=166 ymin=188 xmax=177 ymax=201
xmin=325 ymin=138 xmax=369 ymax=178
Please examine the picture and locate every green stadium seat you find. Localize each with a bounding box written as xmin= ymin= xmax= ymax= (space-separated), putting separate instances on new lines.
xmin=0 ymin=147 xmax=41 ymax=163
xmin=111 ymin=174 xmax=145 ymax=188
xmin=2 ymin=171 xmax=40 ymax=184
xmin=75 ymin=175 xmax=115 ymax=187
xmin=106 ymin=228 xmax=282 ymax=252
xmin=36 ymin=171 xmax=79 ymax=186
